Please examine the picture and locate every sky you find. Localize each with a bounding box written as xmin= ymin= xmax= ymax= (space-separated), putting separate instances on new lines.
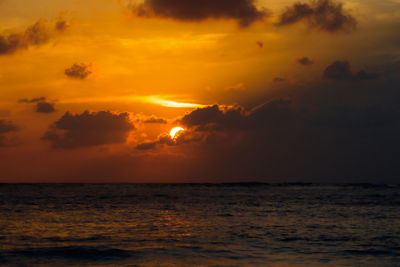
xmin=0 ymin=0 xmax=399 ymax=183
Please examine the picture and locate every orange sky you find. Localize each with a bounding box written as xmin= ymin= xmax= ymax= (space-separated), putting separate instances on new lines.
xmin=0 ymin=0 xmax=399 ymax=182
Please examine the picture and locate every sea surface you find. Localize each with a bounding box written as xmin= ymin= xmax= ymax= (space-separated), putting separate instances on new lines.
xmin=0 ymin=183 xmax=399 ymax=266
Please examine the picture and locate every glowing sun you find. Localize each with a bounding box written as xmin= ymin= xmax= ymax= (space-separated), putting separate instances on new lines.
xmin=170 ymin=127 xmax=185 ymax=139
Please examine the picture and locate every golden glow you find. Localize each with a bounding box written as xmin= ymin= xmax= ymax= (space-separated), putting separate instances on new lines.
xmin=59 ymin=95 xmax=206 ymax=108
xmin=145 ymin=97 xmax=206 ymax=108
xmin=170 ymin=127 xmax=185 ymax=139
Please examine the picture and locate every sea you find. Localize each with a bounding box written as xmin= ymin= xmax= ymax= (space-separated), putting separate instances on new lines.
xmin=0 ymin=183 xmax=399 ymax=266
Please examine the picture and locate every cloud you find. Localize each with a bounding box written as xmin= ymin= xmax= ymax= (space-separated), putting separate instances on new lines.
xmin=297 ymin=57 xmax=314 ymax=65
xmin=225 ymin=82 xmax=246 ymax=92
xmin=132 ymin=0 xmax=268 ymax=27
xmin=143 ymin=116 xmax=168 ymax=124
xmin=149 ymin=92 xmax=400 ymax=181
xmin=136 ymin=141 xmax=158 ymax=150
xmin=323 ymin=61 xmax=353 ymax=80
xmin=180 ymin=100 xmax=292 ymax=130
xmin=323 ymin=61 xmax=380 ymax=80
xmin=36 ymin=102 xmax=55 ymax=113
xmin=277 ymin=0 xmax=357 ymax=32
xmin=180 ymin=105 xmax=225 ymax=128
xmin=176 ymin=99 xmax=379 ymax=136
xmin=0 ymin=120 xmax=18 ymax=147
xmin=136 ymin=130 xmax=201 ymax=150
xmin=0 ymin=19 xmax=65 ymax=55
xmin=18 ymin=97 xmax=46 ymax=103
xmin=135 ymin=100 xmax=295 ymax=150
xmin=18 ymin=97 xmax=56 ymax=113
xmin=42 ymin=111 xmax=135 ymax=149
xmin=355 ymin=70 xmax=380 ymax=80
xmin=55 ymin=19 xmax=69 ymax=32
xmin=273 ymin=77 xmax=287 ymax=82
xmin=136 ymin=134 xmax=173 ymax=150
xmin=64 ymin=63 xmax=92 ymax=80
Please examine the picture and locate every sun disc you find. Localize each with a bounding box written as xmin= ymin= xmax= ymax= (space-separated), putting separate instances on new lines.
xmin=170 ymin=127 xmax=185 ymax=139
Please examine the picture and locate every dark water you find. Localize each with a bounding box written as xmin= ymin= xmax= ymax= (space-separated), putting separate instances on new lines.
xmin=0 ymin=184 xmax=400 ymax=266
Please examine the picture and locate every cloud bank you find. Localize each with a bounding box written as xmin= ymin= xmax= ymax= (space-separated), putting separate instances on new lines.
xmin=132 ymin=0 xmax=268 ymax=27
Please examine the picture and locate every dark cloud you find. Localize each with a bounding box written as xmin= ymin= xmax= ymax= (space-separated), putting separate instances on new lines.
xmin=256 ymin=41 xmax=263 ymax=48
xmin=136 ymin=130 xmax=201 ymax=150
xmin=323 ymin=61 xmax=380 ymax=81
xmin=247 ymin=99 xmax=295 ymax=128
xmin=297 ymin=57 xmax=314 ymax=65
xmin=18 ymin=97 xmax=46 ymax=104
xmin=136 ymin=141 xmax=158 ymax=150
xmin=306 ymin=105 xmax=397 ymax=129
xmin=355 ymin=70 xmax=380 ymax=80
xmin=0 ymin=110 xmax=10 ymax=117
xmin=323 ymin=61 xmax=353 ymax=80
xmin=133 ymin=0 xmax=267 ymax=27
xmin=36 ymin=102 xmax=55 ymax=113
xmin=18 ymin=97 xmax=56 ymax=113
xmin=0 ymin=19 xmax=64 ymax=55
xmin=159 ymin=91 xmax=400 ymax=182
xmin=180 ymin=100 xmax=293 ymax=132
xmin=42 ymin=111 xmax=135 ymax=149
xmin=136 ymin=100 xmax=295 ymax=150
xmin=0 ymin=120 xmax=18 ymax=147
xmin=143 ymin=116 xmax=168 ymax=124
xmin=180 ymin=105 xmax=224 ymax=128
xmin=55 ymin=19 xmax=69 ymax=32
xmin=277 ymin=0 xmax=357 ymax=32
xmin=64 ymin=63 xmax=92 ymax=80
xmin=273 ymin=77 xmax=287 ymax=82
xmin=136 ymin=134 xmax=173 ymax=150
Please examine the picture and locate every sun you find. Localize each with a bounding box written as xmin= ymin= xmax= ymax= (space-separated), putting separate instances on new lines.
xmin=170 ymin=127 xmax=185 ymax=139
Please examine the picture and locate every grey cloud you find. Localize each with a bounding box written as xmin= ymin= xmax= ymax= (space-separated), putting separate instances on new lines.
xmin=143 ymin=116 xmax=168 ymax=124
xmin=323 ymin=61 xmax=380 ymax=81
xmin=133 ymin=0 xmax=268 ymax=28
xmin=0 ymin=120 xmax=18 ymax=147
xmin=18 ymin=97 xmax=56 ymax=113
xmin=323 ymin=61 xmax=353 ymax=80
xmin=55 ymin=19 xmax=69 ymax=32
xmin=136 ymin=134 xmax=173 ymax=150
xmin=65 ymin=63 xmax=92 ymax=80
xmin=136 ymin=131 xmax=201 ymax=150
xmin=0 ymin=19 xmax=65 ymax=55
xmin=297 ymin=57 xmax=314 ymax=65
xmin=179 ymin=99 xmax=293 ymax=132
xmin=36 ymin=102 xmax=56 ymax=113
xmin=169 ymin=90 xmax=400 ymax=182
xmin=355 ymin=70 xmax=380 ymax=80
xmin=18 ymin=97 xmax=46 ymax=103
xmin=277 ymin=0 xmax=357 ymax=32
xmin=274 ymin=77 xmax=287 ymax=82
xmin=42 ymin=111 xmax=135 ymax=149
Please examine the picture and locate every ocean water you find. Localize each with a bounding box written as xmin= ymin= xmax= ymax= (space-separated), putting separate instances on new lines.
xmin=0 ymin=183 xmax=399 ymax=267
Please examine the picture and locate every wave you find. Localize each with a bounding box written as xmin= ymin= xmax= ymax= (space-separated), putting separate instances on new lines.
xmin=342 ymin=248 xmax=400 ymax=256
xmin=8 ymin=246 xmax=133 ymax=260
